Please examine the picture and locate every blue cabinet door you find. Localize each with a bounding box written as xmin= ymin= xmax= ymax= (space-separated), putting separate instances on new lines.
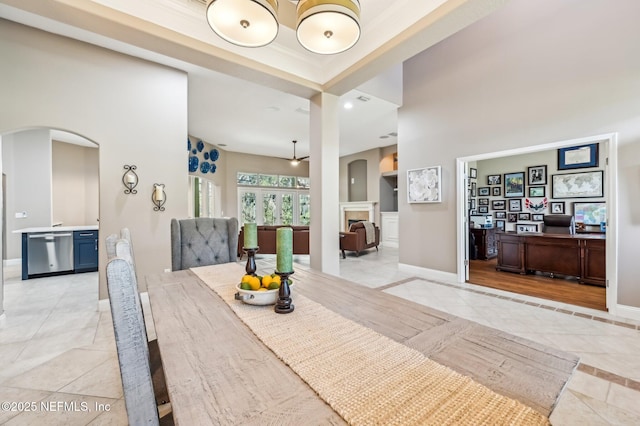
xmin=74 ymin=230 xmax=98 ymax=272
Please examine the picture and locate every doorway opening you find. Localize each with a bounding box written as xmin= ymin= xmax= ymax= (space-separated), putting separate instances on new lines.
xmin=456 ymin=133 xmax=617 ymax=313
xmin=1 ymin=128 xmax=100 ymax=315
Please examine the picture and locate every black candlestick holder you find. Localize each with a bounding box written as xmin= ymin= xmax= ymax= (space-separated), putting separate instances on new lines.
xmin=274 ymin=271 xmax=294 ymax=314
xmin=243 ymin=247 xmax=258 ymax=276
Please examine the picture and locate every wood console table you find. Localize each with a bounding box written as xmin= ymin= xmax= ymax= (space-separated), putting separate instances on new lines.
xmin=495 ymin=232 xmax=605 ymax=286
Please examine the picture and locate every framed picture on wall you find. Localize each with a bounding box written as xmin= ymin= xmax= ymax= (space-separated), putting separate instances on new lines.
xmin=552 ymin=170 xmax=603 ymax=199
xmin=527 ymin=165 xmax=547 ymax=185
xmin=479 ymin=198 xmax=489 ymax=206
xmin=518 ymin=212 xmax=531 ymax=221
xmin=508 ymin=213 xmax=518 ymax=222
xmin=532 ymin=213 xmax=544 ymax=221
xmin=551 ymin=201 xmax=565 ymax=214
xmin=491 ymin=200 xmax=506 ymax=210
xmin=528 ymin=186 xmax=545 ymax=197
xmin=478 ymin=206 xmax=489 ymax=213
xmin=492 ymin=186 xmax=502 ymax=196
xmin=487 ymin=175 xmax=501 ymax=185
xmin=495 ymin=211 xmax=506 ymax=219
xmin=469 ymin=167 xmax=477 ymax=178
xmin=558 ymin=143 xmax=599 ymax=170
xmin=495 ymin=220 xmax=505 ymax=231
xmin=504 ymin=172 xmax=525 ymax=197
xmin=478 ymin=187 xmax=490 ymax=196
xmin=407 ymin=166 xmax=442 ymax=203
xmin=508 ymin=199 xmax=522 ymax=212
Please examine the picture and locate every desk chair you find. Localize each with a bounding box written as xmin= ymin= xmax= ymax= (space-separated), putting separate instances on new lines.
xmin=170 ymin=217 xmax=238 ymax=271
xmin=542 ymin=214 xmax=575 ymax=234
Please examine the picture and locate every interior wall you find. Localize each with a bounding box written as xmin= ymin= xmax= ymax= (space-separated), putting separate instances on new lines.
xmin=52 ymin=141 xmax=99 ymax=227
xmin=2 ymin=130 xmax=52 ymax=260
xmin=475 ymin=146 xmax=607 ymax=232
xmin=399 ymin=0 xmax=640 ymax=308
xmin=0 ymin=19 xmax=189 ymax=299
xmin=348 ymin=159 xmax=368 ymax=202
xmin=339 ymin=148 xmax=382 ymax=224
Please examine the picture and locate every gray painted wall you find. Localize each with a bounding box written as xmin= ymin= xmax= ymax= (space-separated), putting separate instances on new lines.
xmin=2 ymin=130 xmax=52 ymax=259
xmin=348 ymin=159 xmax=368 ymax=202
xmin=399 ymin=0 xmax=640 ymax=308
xmin=0 ymin=20 xmax=188 ymax=299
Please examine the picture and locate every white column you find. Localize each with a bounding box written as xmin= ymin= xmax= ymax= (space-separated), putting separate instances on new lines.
xmin=309 ymin=92 xmax=340 ymax=276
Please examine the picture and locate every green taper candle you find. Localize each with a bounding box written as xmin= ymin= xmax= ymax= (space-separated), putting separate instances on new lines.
xmin=276 ymin=227 xmax=293 ymax=273
xmin=244 ymin=223 xmax=257 ymax=248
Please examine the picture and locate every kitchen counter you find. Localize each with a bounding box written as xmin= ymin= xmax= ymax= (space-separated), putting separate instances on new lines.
xmin=13 ymin=225 xmax=98 ymax=234
xmin=15 ymin=226 xmax=99 ymax=279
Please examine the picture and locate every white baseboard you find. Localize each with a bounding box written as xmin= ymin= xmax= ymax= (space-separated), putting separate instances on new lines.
xmin=3 ymin=258 xmax=21 ymax=266
xmin=614 ymin=304 xmax=640 ymax=322
xmin=398 ymin=263 xmax=458 ymax=283
xmin=98 ymin=298 xmax=110 ymax=312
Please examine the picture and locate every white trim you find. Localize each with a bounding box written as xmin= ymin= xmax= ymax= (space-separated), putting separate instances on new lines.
xmin=455 ymin=133 xmax=618 ymax=316
xmin=3 ymin=258 xmax=21 ymax=266
xmin=340 ymin=201 xmax=377 ymax=231
xmin=398 ymin=263 xmax=458 ymax=283
xmin=98 ymin=298 xmax=110 ymax=312
xmin=614 ymin=304 xmax=640 ymax=322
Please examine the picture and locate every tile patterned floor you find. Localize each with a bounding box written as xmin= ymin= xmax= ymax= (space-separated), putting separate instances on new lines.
xmin=2 ymin=248 xmax=639 ymax=424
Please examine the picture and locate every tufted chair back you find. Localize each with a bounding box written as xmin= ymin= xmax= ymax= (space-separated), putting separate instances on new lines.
xmin=170 ymin=217 xmax=239 ymax=271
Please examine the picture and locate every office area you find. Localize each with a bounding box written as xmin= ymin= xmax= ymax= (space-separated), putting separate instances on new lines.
xmin=2 ymin=0 xmax=640 ymax=424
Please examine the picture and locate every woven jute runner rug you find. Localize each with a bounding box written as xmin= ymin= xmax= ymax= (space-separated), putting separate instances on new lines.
xmin=193 ymin=268 xmax=550 ymax=425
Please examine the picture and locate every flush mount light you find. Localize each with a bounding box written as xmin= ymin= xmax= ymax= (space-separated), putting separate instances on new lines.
xmin=206 ymin=0 xmax=361 ymax=54
xmin=296 ymin=0 xmax=361 ymax=54
xmin=206 ymin=0 xmax=279 ymax=47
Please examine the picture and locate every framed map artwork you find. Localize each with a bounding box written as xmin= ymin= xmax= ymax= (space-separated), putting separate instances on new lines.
xmin=552 ymin=170 xmax=603 ymax=199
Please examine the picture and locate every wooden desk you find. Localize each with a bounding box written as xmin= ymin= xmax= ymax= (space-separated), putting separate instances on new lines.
xmin=146 ymin=263 xmax=577 ymax=424
xmin=496 ymin=232 xmax=606 ymax=286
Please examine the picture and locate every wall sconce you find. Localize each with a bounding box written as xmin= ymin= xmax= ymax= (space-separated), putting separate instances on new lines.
xmin=122 ymin=165 xmax=138 ymax=194
xmin=152 ymin=183 xmax=166 ymax=212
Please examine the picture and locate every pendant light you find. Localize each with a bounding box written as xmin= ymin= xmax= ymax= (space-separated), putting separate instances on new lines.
xmin=206 ymin=0 xmax=279 ymax=47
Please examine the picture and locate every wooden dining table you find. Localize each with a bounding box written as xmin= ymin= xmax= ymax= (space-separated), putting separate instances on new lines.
xmin=145 ymin=263 xmax=577 ymax=425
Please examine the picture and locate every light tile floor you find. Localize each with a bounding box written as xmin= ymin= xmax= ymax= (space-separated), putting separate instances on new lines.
xmin=1 ymin=248 xmax=639 ymax=425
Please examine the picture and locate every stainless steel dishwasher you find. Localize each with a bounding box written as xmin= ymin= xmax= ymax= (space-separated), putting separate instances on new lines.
xmin=27 ymin=232 xmax=74 ymax=275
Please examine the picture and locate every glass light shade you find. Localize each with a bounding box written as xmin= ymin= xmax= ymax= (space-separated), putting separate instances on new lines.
xmin=206 ymin=0 xmax=279 ymax=47
xmin=296 ymin=0 xmax=360 ymax=54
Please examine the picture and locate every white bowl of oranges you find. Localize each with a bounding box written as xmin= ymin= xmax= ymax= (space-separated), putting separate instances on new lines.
xmin=234 ymin=273 xmax=292 ymax=306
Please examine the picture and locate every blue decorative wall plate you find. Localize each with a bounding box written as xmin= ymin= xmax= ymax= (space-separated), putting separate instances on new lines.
xmin=188 ymin=156 xmax=199 ymax=172
xmin=187 ymin=138 xmax=191 ymax=151
xmin=197 ymin=140 xmax=204 ymax=152
xmin=191 ymin=148 xmax=197 ymax=155
xmin=210 ymin=148 xmax=219 ymax=162
xmin=200 ymin=162 xmax=211 ymax=173
xmin=210 ymin=163 xmax=217 ymax=174
xmin=204 ymin=152 xmax=209 ymax=160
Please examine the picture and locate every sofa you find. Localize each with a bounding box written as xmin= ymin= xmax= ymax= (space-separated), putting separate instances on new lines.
xmin=340 ymin=221 xmax=380 ymax=258
xmin=238 ymin=225 xmax=310 ymax=258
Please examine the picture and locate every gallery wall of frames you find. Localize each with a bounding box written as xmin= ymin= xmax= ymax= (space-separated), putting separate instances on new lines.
xmin=468 ymin=142 xmax=606 ymax=233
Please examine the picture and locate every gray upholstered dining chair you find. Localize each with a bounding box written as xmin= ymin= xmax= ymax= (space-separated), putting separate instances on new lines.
xmin=105 ymin=230 xmax=172 ymax=424
xmin=170 ymin=217 xmax=239 ymax=271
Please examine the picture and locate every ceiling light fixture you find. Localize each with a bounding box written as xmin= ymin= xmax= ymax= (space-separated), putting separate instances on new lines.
xmin=206 ymin=0 xmax=361 ymax=54
xmin=206 ymin=0 xmax=279 ymax=47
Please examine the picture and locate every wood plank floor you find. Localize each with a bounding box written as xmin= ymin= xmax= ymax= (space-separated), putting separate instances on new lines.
xmin=468 ymin=258 xmax=606 ymax=311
